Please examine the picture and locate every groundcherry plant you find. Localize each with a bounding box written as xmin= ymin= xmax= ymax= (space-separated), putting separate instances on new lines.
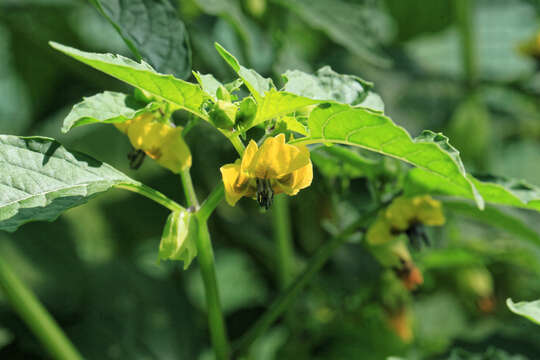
xmin=2 ymin=37 xmax=540 ymax=360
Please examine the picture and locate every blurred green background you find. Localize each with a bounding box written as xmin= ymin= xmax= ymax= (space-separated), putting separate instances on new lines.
xmin=1 ymin=0 xmax=540 ymax=359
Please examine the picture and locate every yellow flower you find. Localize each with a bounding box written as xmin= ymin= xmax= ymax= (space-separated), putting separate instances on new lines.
xmin=220 ymin=134 xmax=313 ymax=208
xmin=367 ymin=195 xmax=445 ymax=246
xmin=115 ymin=114 xmax=191 ymax=173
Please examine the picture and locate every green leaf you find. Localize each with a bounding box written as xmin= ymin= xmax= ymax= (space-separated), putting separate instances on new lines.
xmin=90 ymin=0 xmax=191 ymax=79
xmin=49 ymin=42 xmax=208 ymax=120
xmin=282 ymin=66 xmax=384 ymax=111
xmin=293 ymin=103 xmax=484 ymax=208
xmin=214 ymin=42 xmax=274 ymax=102
xmin=62 ymin=91 xmax=159 ymax=133
xmin=214 ymin=44 xmax=325 ymax=130
xmin=196 ymin=0 xmax=273 ymax=72
xmin=253 ymin=88 xmax=320 ymax=126
xmin=193 ymin=71 xmax=225 ymax=101
xmin=406 ymin=170 xmax=540 ymax=212
xmin=507 ymin=298 xmax=540 ymax=325
xmin=278 ymin=116 xmax=308 ymax=136
xmin=311 ymin=147 xmax=366 ymax=179
xmin=0 ymin=135 xmax=136 ymax=232
xmin=444 ymin=200 xmax=540 ymax=246
xmin=159 ymin=210 xmax=198 ymax=270
xmin=273 ymin=0 xmax=392 ymax=67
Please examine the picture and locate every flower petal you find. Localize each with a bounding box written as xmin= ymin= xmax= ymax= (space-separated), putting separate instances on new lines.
xmin=275 ymin=162 xmax=313 ymax=195
xmin=241 ymin=140 xmax=259 ymax=175
xmin=253 ymin=134 xmax=310 ymax=179
xmin=220 ymin=161 xmax=250 ymax=206
xmin=156 ymin=127 xmax=192 ymax=173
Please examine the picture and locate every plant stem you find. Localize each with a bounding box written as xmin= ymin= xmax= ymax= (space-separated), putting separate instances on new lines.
xmin=0 ymin=252 xmax=83 ymax=360
xmin=272 ymin=195 xmax=294 ymax=289
xmin=228 ymin=135 xmax=245 ymax=156
xmin=233 ymin=211 xmax=377 ymax=355
xmin=455 ymin=0 xmax=477 ymax=88
xmin=199 ymin=183 xmax=225 ymax=222
xmin=116 ymin=182 xmax=184 ymax=212
xmin=180 ymin=169 xmax=199 ymax=208
xmin=180 ymin=170 xmax=230 ymax=360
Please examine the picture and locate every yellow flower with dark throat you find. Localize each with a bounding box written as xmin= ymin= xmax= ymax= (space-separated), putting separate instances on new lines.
xmin=115 ymin=113 xmax=192 ymax=173
xmin=367 ymin=195 xmax=445 ymax=246
xmin=220 ymin=134 xmax=313 ymax=208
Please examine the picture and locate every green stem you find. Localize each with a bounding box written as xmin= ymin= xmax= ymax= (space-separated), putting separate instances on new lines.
xmin=180 ymin=169 xmax=199 ymax=208
xmin=455 ymin=0 xmax=477 ymax=88
xmin=233 ymin=211 xmax=378 ymax=355
xmin=228 ymin=135 xmax=245 ymax=156
xmin=0 ymin=252 xmax=83 ymax=360
xmin=116 ymin=182 xmax=184 ymax=212
xmin=199 ymin=183 xmax=225 ymax=222
xmin=180 ymin=171 xmax=230 ymax=360
xmin=272 ymin=195 xmax=294 ymax=289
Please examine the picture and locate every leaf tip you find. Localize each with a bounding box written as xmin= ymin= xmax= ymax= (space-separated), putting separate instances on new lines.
xmin=214 ymin=42 xmax=240 ymax=71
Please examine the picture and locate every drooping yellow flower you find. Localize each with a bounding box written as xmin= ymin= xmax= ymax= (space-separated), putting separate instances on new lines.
xmin=115 ymin=113 xmax=191 ymax=173
xmin=367 ymin=195 xmax=445 ymax=246
xmin=366 ymin=196 xmax=445 ymax=291
xmin=220 ymin=134 xmax=313 ymax=208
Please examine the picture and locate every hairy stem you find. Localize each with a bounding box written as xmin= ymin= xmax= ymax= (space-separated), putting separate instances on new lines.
xmin=0 ymin=251 xmax=83 ymax=360
xmin=180 ymin=170 xmax=230 ymax=360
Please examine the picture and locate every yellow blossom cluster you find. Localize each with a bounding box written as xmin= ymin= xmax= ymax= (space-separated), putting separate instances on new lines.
xmin=220 ymin=134 xmax=312 ymax=208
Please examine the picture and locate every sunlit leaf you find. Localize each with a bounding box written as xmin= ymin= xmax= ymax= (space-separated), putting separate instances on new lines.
xmin=406 ymin=170 xmax=540 ymax=212
xmin=50 ymin=42 xmax=208 ymax=119
xmin=507 ymin=298 xmax=540 ymax=325
xmin=282 ymin=66 xmax=384 ymax=111
xmin=294 ymin=103 xmax=484 ymax=208
xmin=62 ymin=91 xmax=159 ymax=133
xmin=90 ymin=0 xmax=191 ymax=78
xmin=253 ymin=89 xmax=320 ymax=127
xmin=214 ymin=42 xmax=274 ymax=102
xmin=0 ymin=135 xmax=136 ymax=232
xmin=193 ymin=71 xmax=225 ymax=101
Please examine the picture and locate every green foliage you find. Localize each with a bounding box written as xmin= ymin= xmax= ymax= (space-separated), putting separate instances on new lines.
xmin=2 ymin=2 xmax=540 ymax=359
xmin=89 ymin=0 xmax=192 ymax=78
xmin=49 ymin=42 xmax=208 ymax=119
xmin=507 ymin=299 xmax=540 ymax=325
xmin=444 ymin=201 xmax=540 ymax=246
xmin=405 ymin=0 xmax=537 ymax=81
xmin=0 ymin=136 xmax=135 ymax=232
xmin=273 ymin=0 xmax=392 ymax=66
xmin=296 ymin=104 xmax=484 ymax=208
xmin=62 ymin=91 xmax=159 ymax=133
xmin=406 ymin=170 xmax=540 ymax=212
xmin=215 ymin=42 xmax=274 ymax=102
xmin=282 ymin=66 xmax=384 ymax=111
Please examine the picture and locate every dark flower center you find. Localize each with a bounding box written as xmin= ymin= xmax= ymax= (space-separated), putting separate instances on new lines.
xmin=256 ymin=178 xmax=274 ymax=210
